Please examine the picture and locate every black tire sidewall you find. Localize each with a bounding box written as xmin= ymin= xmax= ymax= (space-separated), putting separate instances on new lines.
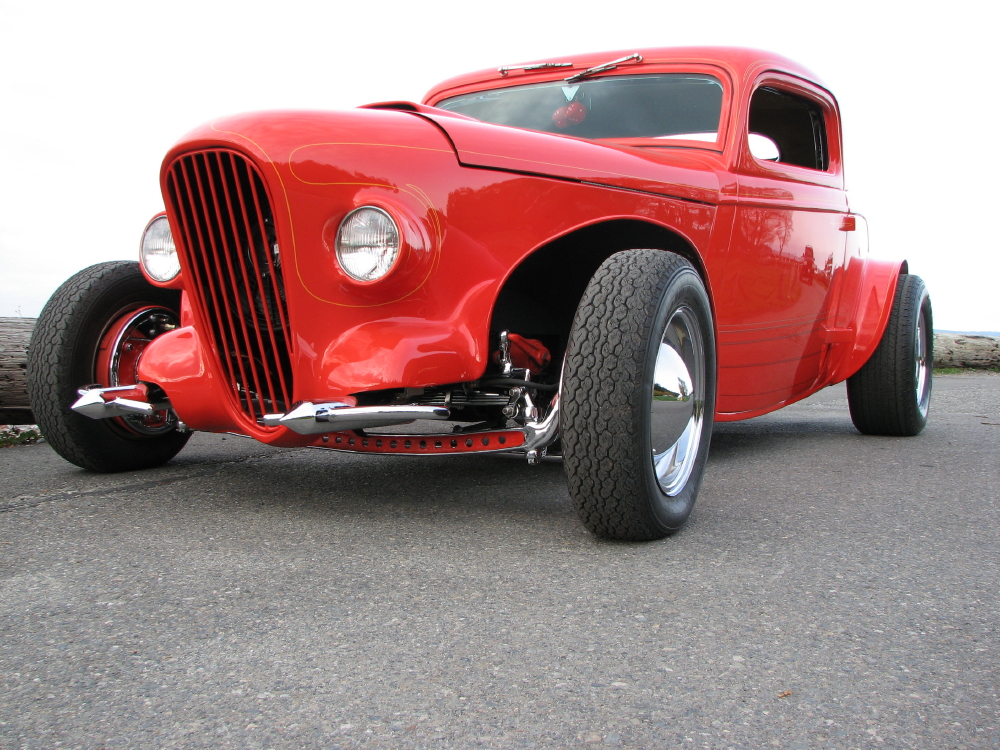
xmin=638 ymin=267 xmax=717 ymax=532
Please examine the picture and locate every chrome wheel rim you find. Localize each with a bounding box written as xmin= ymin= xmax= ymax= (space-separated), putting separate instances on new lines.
xmin=915 ymin=304 xmax=931 ymax=418
xmin=650 ymin=306 xmax=705 ymax=495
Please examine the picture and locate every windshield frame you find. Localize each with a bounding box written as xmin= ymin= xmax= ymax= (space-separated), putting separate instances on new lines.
xmin=426 ymin=62 xmax=734 ymax=153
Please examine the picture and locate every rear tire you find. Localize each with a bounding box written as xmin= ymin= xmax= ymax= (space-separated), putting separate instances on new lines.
xmin=27 ymin=261 xmax=191 ymax=472
xmin=847 ymin=274 xmax=932 ymax=436
xmin=562 ymin=250 xmax=716 ymax=541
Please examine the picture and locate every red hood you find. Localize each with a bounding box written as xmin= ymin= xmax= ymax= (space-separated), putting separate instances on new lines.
xmin=165 ymin=106 xmax=723 ymax=208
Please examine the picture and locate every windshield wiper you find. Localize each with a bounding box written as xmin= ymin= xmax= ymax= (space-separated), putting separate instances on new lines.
xmin=498 ymin=62 xmax=573 ymax=77
xmin=564 ymin=53 xmax=642 ymax=83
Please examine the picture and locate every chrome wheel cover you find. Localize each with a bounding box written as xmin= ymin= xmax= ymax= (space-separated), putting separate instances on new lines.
xmin=915 ymin=304 xmax=932 ymax=418
xmin=650 ymin=306 xmax=705 ymax=495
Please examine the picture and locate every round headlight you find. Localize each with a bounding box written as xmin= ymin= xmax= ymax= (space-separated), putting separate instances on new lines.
xmin=140 ymin=216 xmax=181 ymax=282
xmin=335 ymin=207 xmax=400 ymax=282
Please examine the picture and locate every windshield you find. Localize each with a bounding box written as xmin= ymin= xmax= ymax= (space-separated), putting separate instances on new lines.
xmin=436 ymin=74 xmax=724 ymax=142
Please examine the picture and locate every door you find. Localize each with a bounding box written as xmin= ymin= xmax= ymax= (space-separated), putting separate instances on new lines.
xmin=716 ymin=80 xmax=848 ymax=416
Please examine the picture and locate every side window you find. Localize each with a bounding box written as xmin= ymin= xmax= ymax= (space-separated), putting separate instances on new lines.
xmin=748 ymin=87 xmax=828 ymax=171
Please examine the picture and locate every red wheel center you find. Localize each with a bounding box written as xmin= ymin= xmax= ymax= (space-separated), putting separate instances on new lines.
xmin=95 ymin=306 xmax=177 ymax=433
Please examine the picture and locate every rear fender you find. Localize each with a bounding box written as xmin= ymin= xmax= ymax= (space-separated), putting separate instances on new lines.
xmin=831 ymin=258 xmax=905 ymax=383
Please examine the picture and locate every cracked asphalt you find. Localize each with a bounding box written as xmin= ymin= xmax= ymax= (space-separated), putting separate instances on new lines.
xmin=1 ymin=374 xmax=998 ymax=749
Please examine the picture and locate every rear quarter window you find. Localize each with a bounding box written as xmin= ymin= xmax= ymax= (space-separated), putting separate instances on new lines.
xmin=748 ymin=87 xmax=829 ymax=171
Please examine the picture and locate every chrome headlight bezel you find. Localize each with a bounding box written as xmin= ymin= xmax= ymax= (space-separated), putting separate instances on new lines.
xmin=334 ymin=206 xmax=402 ymax=283
xmin=139 ymin=215 xmax=181 ymax=283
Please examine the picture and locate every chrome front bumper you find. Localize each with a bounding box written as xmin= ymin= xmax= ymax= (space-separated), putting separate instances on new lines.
xmin=70 ymin=386 xmax=561 ymax=462
xmin=263 ymin=401 xmax=451 ymax=435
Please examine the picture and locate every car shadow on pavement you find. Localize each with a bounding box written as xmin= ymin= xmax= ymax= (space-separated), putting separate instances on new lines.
xmin=161 ymin=441 xmax=581 ymax=528
xmin=707 ymin=417 xmax=863 ymax=465
xmin=2 ymin=414 xmax=893 ymax=543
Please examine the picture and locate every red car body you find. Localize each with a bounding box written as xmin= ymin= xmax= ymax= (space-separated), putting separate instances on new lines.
xmin=135 ymin=46 xmax=900 ymax=451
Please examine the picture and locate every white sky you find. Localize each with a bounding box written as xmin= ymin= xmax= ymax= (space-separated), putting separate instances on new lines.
xmin=1 ymin=0 xmax=997 ymax=331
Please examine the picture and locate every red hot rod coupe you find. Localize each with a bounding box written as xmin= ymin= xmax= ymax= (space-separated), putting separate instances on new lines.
xmin=28 ymin=47 xmax=932 ymax=541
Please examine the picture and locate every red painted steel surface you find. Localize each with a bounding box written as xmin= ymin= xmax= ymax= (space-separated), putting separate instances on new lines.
xmin=135 ymin=47 xmax=904 ymax=447
xmin=307 ymin=429 xmax=525 ymax=455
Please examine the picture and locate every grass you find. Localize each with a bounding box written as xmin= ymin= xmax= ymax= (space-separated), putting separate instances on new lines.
xmin=0 ymin=425 xmax=43 ymax=448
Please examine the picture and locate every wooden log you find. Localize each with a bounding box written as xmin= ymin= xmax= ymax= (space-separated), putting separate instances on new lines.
xmin=0 ymin=317 xmax=35 ymax=424
xmin=933 ymin=333 xmax=1000 ymax=370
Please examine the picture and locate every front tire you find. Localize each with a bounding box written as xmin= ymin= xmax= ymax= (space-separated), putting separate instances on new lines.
xmin=562 ymin=250 xmax=716 ymax=541
xmin=847 ymin=274 xmax=932 ymax=436
xmin=27 ymin=261 xmax=191 ymax=472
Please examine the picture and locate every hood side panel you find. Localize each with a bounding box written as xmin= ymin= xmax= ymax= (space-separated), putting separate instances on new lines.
xmin=418 ymin=114 xmax=720 ymax=204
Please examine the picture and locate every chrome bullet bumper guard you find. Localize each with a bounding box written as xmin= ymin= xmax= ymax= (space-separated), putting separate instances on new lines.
xmin=71 ymin=385 xmax=171 ymax=420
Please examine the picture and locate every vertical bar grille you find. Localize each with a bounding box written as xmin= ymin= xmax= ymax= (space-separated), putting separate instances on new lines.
xmin=165 ymin=149 xmax=293 ymax=423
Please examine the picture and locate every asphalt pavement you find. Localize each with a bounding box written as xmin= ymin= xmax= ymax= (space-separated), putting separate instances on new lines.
xmin=1 ymin=374 xmax=998 ymax=749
